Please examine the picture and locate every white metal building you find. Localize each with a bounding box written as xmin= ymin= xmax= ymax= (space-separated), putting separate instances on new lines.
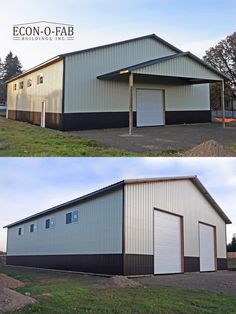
xmin=6 ymin=34 xmax=228 ymax=131
xmin=4 ymin=176 xmax=231 ymax=275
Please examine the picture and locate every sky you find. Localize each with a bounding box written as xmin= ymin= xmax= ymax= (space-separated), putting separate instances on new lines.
xmin=0 ymin=0 xmax=235 ymax=70
xmin=0 ymin=157 xmax=235 ymax=252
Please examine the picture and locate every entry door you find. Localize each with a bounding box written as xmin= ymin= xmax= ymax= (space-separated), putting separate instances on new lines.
xmin=154 ymin=210 xmax=182 ymax=274
xmin=136 ymin=89 xmax=164 ymax=127
xmin=199 ymin=223 xmax=215 ymax=272
xmin=41 ymin=101 xmax=46 ymax=128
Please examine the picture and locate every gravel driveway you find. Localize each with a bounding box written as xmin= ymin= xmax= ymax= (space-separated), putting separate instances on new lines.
xmin=70 ymin=123 xmax=236 ymax=154
xmin=136 ymin=271 xmax=236 ymax=295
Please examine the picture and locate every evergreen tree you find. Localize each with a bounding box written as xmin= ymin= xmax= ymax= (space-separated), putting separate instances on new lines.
xmin=3 ymin=52 xmax=22 ymax=82
xmin=0 ymin=52 xmax=22 ymax=103
xmin=227 ymin=234 xmax=236 ymax=252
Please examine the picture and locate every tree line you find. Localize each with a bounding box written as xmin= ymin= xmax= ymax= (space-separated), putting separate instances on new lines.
xmin=204 ymin=32 xmax=236 ymax=110
xmin=227 ymin=234 xmax=236 ymax=252
xmin=0 ymin=52 xmax=22 ymax=103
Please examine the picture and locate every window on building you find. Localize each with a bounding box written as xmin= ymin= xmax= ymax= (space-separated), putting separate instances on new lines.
xmin=13 ymin=83 xmax=17 ymax=91
xmin=45 ymin=219 xmax=50 ymax=229
xmin=72 ymin=210 xmax=79 ymax=223
xmin=30 ymin=223 xmax=34 ymax=233
xmin=66 ymin=212 xmax=72 ymax=224
xmin=19 ymin=81 xmax=24 ymax=89
xmin=18 ymin=227 xmax=22 ymax=235
xmin=45 ymin=218 xmax=55 ymax=229
xmin=27 ymin=78 xmax=32 ymax=87
xmin=37 ymin=74 xmax=44 ymax=84
xmin=66 ymin=210 xmax=79 ymax=224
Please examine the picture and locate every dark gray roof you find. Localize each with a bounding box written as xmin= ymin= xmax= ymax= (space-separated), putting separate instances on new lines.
xmin=4 ymin=176 xmax=231 ymax=228
xmin=97 ymin=51 xmax=230 ymax=81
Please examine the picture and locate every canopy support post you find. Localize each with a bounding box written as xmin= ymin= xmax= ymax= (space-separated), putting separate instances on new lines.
xmin=129 ymin=73 xmax=134 ymax=135
xmin=221 ymin=80 xmax=225 ymax=128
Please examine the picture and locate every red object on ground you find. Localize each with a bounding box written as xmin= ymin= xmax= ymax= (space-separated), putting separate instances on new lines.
xmin=215 ymin=118 xmax=236 ymax=123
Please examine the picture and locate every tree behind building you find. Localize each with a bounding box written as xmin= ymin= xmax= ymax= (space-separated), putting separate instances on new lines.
xmin=0 ymin=52 xmax=23 ymax=103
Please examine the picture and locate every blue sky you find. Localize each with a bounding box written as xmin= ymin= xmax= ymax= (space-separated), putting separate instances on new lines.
xmin=1 ymin=0 xmax=235 ymax=69
xmin=0 ymin=157 xmax=235 ymax=251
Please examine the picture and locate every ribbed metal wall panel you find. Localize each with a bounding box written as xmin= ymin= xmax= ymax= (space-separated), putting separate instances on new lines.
xmin=134 ymin=82 xmax=210 ymax=111
xmin=64 ymin=37 xmax=176 ymax=113
xmin=124 ymin=181 xmax=226 ymax=258
xmin=134 ymin=55 xmax=222 ymax=80
xmin=7 ymin=60 xmax=63 ymax=113
xmin=7 ymin=189 xmax=123 ymax=256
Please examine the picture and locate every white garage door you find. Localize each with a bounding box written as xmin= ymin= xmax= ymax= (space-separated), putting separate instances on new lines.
xmin=136 ymin=89 xmax=164 ymax=127
xmin=154 ymin=210 xmax=182 ymax=274
xmin=199 ymin=223 xmax=215 ymax=272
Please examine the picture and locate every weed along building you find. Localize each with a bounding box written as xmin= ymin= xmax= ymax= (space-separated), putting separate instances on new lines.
xmin=6 ymin=34 xmax=228 ymax=131
xmin=4 ymin=176 xmax=231 ymax=275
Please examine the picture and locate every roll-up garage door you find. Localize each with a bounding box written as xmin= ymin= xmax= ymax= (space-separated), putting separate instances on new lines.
xmin=136 ymin=89 xmax=164 ymax=127
xmin=199 ymin=223 xmax=215 ymax=272
xmin=154 ymin=210 xmax=182 ymax=274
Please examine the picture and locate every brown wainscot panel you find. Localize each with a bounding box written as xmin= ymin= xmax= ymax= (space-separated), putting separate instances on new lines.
xmin=123 ymin=254 xmax=154 ymax=275
xmin=184 ymin=256 xmax=200 ymax=272
xmin=7 ymin=254 xmax=123 ymax=275
xmin=217 ymin=258 xmax=228 ymax=270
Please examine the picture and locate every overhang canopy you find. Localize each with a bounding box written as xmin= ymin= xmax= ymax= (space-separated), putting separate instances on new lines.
xmin=97 ymin=52 xmax=230 ymax=84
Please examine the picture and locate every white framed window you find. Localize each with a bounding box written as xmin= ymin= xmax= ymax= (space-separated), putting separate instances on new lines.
xmin=27 ymin=78 xmax=32 ymax=87
xmin=45 ymin=218 xmax=55 ymax=229
xmin=66 ymin=210 xmax=79 ymax=224
xmin=29 ymin=223 xmax=37 ymax=233
xmin=66 ymin=212 xmax=72 ymax=224
xmin=18 ymin=226 xmax=24 ymax=236
xmin=72 ymin=210 xmax=79 ymax=223
xmin=13 ymin=83 xmax=17 ymax=91
xmin=19 ymin=81 xmax=24 ymax=89
xmin=37 ymin=74 xmax=43 ymax=85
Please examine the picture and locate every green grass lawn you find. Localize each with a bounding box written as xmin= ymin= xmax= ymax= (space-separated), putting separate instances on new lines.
xmin=228 ymin=145 xmax=236 ymax=152
xmin=0 ymin=117 xmax=180 ymax=157
xmin=1 ymin=266 xmax=236 ymax=314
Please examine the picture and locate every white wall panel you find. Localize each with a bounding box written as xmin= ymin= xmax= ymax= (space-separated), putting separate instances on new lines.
xmin=64 ymin=37 xmax=176 ymax=113
xmin=7 ymin=60 xmax=63 ymax=113
xmin=134 ymin=55 xmax=223 ymax=81
xmin=124 ymin=180 xmax=226 ymax=258
xmin=134 ymin=83 xmax=210 ymax=111
xmin=7 ymin=189 xmax=123 ymax=256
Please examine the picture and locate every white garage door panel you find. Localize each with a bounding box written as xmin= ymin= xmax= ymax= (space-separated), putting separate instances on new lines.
xmin=154 ymin=210 xmax=182 ymax=274
xmin=199 ymin=223 xmax=215 ymax=272
xmin=137 ymin=89 xmax=164 ymax=126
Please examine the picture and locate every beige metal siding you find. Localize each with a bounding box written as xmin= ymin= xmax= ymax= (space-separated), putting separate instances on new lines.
xmin=134 ymin=83 xmax=210 ymax=111
xmin=64 ymin=37 xmax=176 ymax=113
xmin=7 ymin=60 xmax=63 ymax=113
xmin=7 ymin=189 xmax=123 ymax=256
xmin=124 ymin=181 xmax=227 ymax=258
xmin=134 ymin=55 xmax=222 ymax=81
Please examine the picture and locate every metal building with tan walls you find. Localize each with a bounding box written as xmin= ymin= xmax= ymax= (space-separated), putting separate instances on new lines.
xmin=4 ymin=176 xmax=231 ymax=275
xmin=6 ymin=34 xmax=229 ymax=131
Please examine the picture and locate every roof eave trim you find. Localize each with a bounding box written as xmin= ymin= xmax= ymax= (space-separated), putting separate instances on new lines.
xmin=4 ymin=180 xmax=124 ymax=228
xmin=6 ymin=56 xmax=63 ymax=83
